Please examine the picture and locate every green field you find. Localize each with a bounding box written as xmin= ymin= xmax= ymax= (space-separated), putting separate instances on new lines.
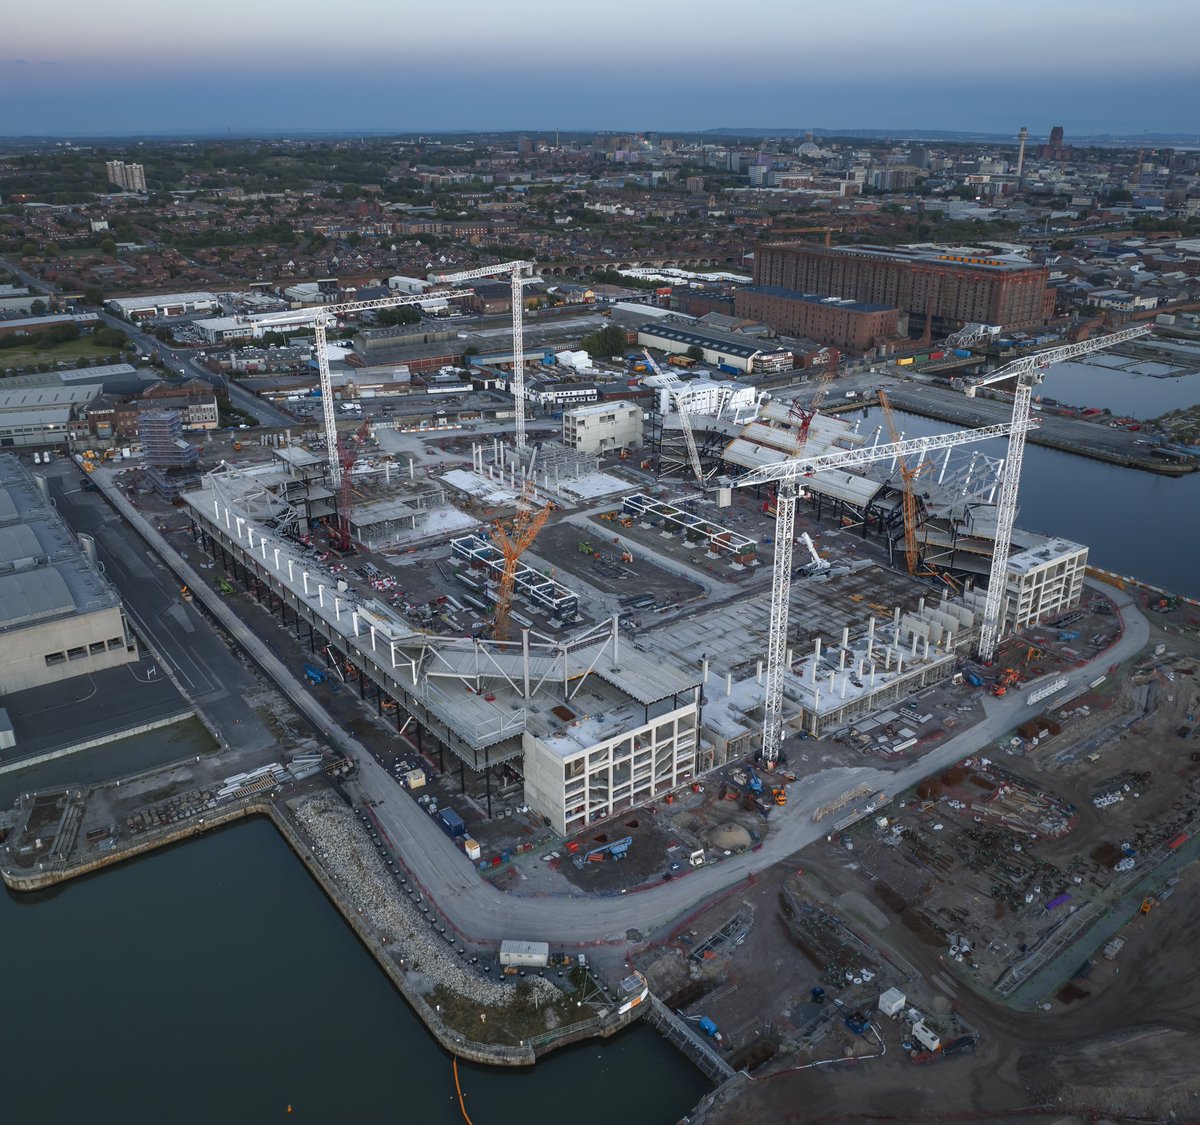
xmin=0 ymin=336 xmax=129 ymax=373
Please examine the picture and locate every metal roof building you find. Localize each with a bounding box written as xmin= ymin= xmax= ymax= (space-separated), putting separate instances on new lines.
xmin=0 ymin=456 xmax=136 ymax=697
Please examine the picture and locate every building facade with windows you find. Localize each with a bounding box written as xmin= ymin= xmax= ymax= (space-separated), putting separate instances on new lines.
xmin=562 ymin=401 xmax=643 ymax=455
xmin=753 ymin=243 xmax=1055 ymax=332
xmin=0 ymin=456 xmax=136 ymax=694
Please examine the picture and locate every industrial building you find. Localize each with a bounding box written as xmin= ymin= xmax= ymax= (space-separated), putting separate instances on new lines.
xmin=0 ymin=385 xmax=98 ymax=449
xmin=752 ymin=243 xmax=1055 ymax=333
xmin=106 ymin=292 xmax=220 ymax=320
xmin=0 ymin=455 xmax=136 ymax=695
xmin=636 ymin=319 xmax=794 ymax=374
xmin=733 ymin=286 xmax=901 ymax=351
xmin=562 ymin=402 xmax=643 ymax=456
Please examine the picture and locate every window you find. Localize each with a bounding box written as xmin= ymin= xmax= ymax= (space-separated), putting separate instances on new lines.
xmin=89 ymin=641 xmax=107 ymax=655
xmin=44 ymin=651 xmax=66 ymax=666
xmin=67 ymin=646 xmax=88 ymax=661
xmin=107 ymin=637 xmax=124 ymax=651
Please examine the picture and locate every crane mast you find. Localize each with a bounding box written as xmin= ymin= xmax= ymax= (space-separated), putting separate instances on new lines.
xmin=429 ymin=260 xmax=533 ymax=452
xmin=734 ymin=410 xmax=1044 ymax=771
xmin=959 ymin=324 xmax=1150 ymax=662
xmin=257 ymin=288 xmax=473 ymax=544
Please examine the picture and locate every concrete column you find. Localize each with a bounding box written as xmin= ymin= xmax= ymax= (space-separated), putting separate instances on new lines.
xmin=409 ymin=458 xmax=415 ymax=480
xmin=893 ymin=606 xmax=901 ymax=630
xmin=273 ymin=548 xmax=280 ymax=570
xmin=370 ymin=625 xmax=376 ymax=652
xmin=390 ymin=642 xmax=396 ymax=668
xmin=351 ymin=611 xmax=360 ymax=636
xmin=786 ymin=648 xmax=794 ymax=668
xmin=839 ymin=648 xmax=847 ymax=670
xmin=840 ymin=674 xmax=848 ymax=699
xmin=867 ymin=616 xmax=876 ymax=660
xmin=923 ymin=637 xmax=930 ymax=659
xmin=702 ymin=658 xmax=709 ymax=684
xmin=260 ymin=540 xmax=267 ymax=561
xmin=318 ymin=585 xmax=325 ymax=607
xmin=302 ymin=571 xmax=310 ymax=595
xmin=288 ymin=560 xmax=294 ymax=582
xmin=756 ymin=660 xmax=763 ymax=684
xmin=841 ymin=625 xmax=849 ymax=648
xmin=725 ymin=672 xmax=732 ymax=696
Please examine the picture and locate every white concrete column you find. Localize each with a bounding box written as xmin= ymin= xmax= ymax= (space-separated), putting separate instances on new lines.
xmin=725 ymin=672 xmax=732 ymax=696
xmin=287 ymin=560 xmax=294 ymax=582
xmin=334 ymin=596 xmax=342 ymax=620
xmin=390 ymin=642 xmax=396 ymax=668
xmin=702 ymin=658 xmax=709 ymax=684
xmin=370 ymin=625 xmax=376 ymax=651
xmin=273 ymin=548 xmax=280 ymax=570
xmin=867 ymin=616 xmax=876 ymax=660
xmin=318 ymin=584 xmax=325 ymax=607
xmin=260 ymin=540 xmax=267 ymax=561
xmin=302 ymin=571 xmax=310 ymax=595
xmin=352 ymin=611 xmax=360 ymax=636
xmin=756 ymin=660 xmax=763 ymax=684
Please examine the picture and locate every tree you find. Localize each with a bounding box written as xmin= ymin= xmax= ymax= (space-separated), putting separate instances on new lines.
xmin=98 ymin=238 xmax=117 ymax=255
xmin=686 ymin=345 xmax=704 ymax=361
xmin=580 ymin=324 xmax=627 ymax=359
xmin=30 ymin=299 xmax=47 ymax=316
xmin=83 ymin=286 xmax=105 ymax=306
xmin=154 ymin=327 xmax=175 ymax=343
xmin=377 ymin=305 xmax=421 ymax=327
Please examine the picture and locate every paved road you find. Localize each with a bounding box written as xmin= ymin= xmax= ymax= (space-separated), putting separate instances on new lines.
xmin=48 ymin=463 xmax=275 ymax=754
xmin=95 ymin=463 xmax=1153 ymax=947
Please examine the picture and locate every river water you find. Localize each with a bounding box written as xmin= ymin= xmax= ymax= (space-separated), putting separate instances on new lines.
xmin=7 ymin=361 xmax=1199 ymax=1122
xmin=0 ymin=817 xmax=706 ymax=1125
xmin=849 ymin=403 xmax=1200 ymax=599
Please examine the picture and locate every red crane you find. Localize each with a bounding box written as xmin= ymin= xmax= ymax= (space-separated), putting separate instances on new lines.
xmin=787 ymin=348 xmax=840 ymax=443
xmin=331 ymin=418 xmax=372 ymax=552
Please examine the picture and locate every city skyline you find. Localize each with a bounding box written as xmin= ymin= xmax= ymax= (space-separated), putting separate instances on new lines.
xmin=3 ymin=0 xmax=1197 ymax=136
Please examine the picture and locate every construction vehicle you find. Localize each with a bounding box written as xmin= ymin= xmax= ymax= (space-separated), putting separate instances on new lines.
xmin=771 ymin=787 xmax=787 ymax=807
xmin=991 ymin=668 xmax=1020 ymax=697
xmin=573 ymin=836 xmax=632 ymax=868
xmin=1140 ymin=896 xmax=1156 ymax=915
xmin=795 ymin=531 xmax=830 ymax=577
xmin=216 ymin=576 xmax=235 ymax=595
xmin=964 ymin=670 xmax=984 ymax=687
xmin=180 ymin=586 xmax=193 ymax=603
xmin=302 ymin=663 xmax=327 ymax=684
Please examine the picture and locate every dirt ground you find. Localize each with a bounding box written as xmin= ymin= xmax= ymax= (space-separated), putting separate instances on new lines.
xmin=692 ymin=621 xmax=1200 ymax=1124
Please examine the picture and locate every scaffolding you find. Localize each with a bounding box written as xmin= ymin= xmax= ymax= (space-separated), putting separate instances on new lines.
xmin=139 ymin=409 xmax=199 ymax=500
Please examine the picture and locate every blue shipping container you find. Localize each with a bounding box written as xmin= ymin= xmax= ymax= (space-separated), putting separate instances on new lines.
xmin=953 ymin=348 xmax=972 ymax=357
xmin=437 ymin=808 xmax=466 ymax=838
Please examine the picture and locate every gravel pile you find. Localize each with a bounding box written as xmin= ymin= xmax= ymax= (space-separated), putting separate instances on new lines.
xmin=296 ymin=793 xmax=558 ymax=1008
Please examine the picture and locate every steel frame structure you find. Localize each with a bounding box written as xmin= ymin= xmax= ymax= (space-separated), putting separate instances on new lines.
xmin=956 ymin=324 xmax=1150 ymax=661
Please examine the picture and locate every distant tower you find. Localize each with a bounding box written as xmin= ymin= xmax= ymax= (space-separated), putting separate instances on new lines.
xmin=1016 ymin=126 xmax=1028 ymax=182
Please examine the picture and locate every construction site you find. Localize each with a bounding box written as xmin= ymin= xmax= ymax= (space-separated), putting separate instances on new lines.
xmin=69 ymin=270 xmax=1200 ymax=1118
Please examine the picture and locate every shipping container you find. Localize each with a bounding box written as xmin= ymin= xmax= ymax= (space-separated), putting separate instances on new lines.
xmin=461 ymin=837 xmax=481 ymax=861
xmin=1169 ymin=832 xmax=1189 ymax=850
xmin=401 ymin=768 xmax=426 ymax=790
xmin=953 ymin=348 xmax=972 ymax=357
xmin=896 ymin=357 xmax=913 ymax=367
xmin=929 ymin=350 xmax=945 ymax=360
xmin=499 ymin=939 xmax=550 ymax=968
xmin=914 ymin=354 xmax=929 ymax=364
xmin=437 ymin=807 xmax=466 ymax=838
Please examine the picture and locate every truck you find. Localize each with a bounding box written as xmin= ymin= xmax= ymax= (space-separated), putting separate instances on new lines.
xmin=964 ymin=670 xmax=983 ymax=687
xmin=436 ymin=807 xmax=466 ymax=839
xmin=499 ymin=939 xmax=550 ymax=969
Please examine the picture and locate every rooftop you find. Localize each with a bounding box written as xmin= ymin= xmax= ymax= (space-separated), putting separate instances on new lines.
xmin=741 ymin=285 xmax=896 ymax=314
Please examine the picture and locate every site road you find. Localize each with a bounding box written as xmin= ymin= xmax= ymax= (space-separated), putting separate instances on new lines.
xmin=340 ymin=587 xmax=1150 ymax=948
xmin=96 ymin=467 xmax=1151 ymax=948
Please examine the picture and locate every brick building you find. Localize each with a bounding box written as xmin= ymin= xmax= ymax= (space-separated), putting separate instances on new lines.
xmin=734 ymin=286 xmax=899 ymax=351
xmin=753 ymin=243 xmax=1055 ymax=333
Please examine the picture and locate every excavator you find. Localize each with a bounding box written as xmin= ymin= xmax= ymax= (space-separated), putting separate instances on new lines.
xmin=991 ymin=668 xmax=1020 ymax=697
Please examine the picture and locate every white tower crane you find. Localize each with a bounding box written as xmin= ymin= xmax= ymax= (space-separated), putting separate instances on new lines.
xmin=727 ymin=413 xmax=1042 ymax=769
xmin=641 ymin=349 xmax=708 ymax=487
xmin=257 ymin=289 xmax=472 ymax=499
xmin=428 ymin=260 xmax=533 ymax=451
xmin=956 ymin=324 xmax=1150 ymax=662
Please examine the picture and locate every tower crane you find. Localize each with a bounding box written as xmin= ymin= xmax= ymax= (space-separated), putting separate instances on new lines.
xmin=489 ymin=483 xmax=553 ymax=641
xmin=724 ymin=412 xmax=1042 ymax=771
xmin=428 ymin=260 xmax=533 ymax=451
xmin=877 ymin=389 xmax=923 ymax=575
xmin=787 ymin=351 xmax=839 ymax=442
xmin=641 ymin=349 xmax=708 ymax=487
xmin=257 ymin=288 xmax=473 ymax=537
xmin=955 ymin=324 xmax=1150 ymax=663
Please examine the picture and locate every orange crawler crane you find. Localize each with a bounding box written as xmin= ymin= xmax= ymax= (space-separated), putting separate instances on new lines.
xmin=489 ymin=483 xmax=553 ymax=640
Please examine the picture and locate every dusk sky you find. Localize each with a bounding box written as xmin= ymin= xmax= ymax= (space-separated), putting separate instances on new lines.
xmin=4 ymin=0 xmax=1196 ymax=137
